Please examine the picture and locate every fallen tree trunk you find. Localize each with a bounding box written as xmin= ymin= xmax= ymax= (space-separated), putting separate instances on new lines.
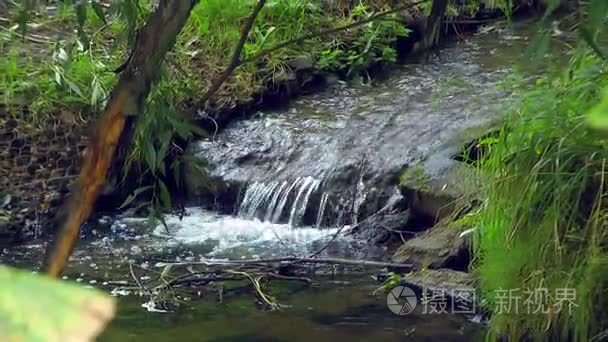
xmin=43 ymin=0 xmax=199 ymax=277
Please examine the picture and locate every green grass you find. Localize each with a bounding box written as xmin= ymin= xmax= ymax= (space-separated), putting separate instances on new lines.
xmin=472 ymin=47 xmax=608 ymax=340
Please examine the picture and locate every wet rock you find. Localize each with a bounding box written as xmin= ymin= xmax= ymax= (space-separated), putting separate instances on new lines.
xmin=401 ymin=268 xmax=475 ymax=290
xmin=391 ymin=223 xmax=469 ymax=269
xmin=288 ymin=55 xmax=314 ymax=71
xmin=351 ymin=209 xmax=411 ymax=245
xmin=399 ymin=153 xmax=481 ymax=222
xmin=399 ymin=269 xmax=477 ymax=309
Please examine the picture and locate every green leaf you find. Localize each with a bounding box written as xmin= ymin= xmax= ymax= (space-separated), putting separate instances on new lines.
xmin=91 ymin=1 xmax=107 ymax=24
xmin=118 ymin=185 xmax=153 ymax=209
xmin=542 ymin=0 xmax=561 ymax=18
xmin=523 ymin=27 xmax=550 ymax=68
xmin=171 ymin=159 xmax=182 ymax=187
xmin=144 ymin=140 xmax=157 ymax=174
xmin=64 ymin=79 xmax=84 ymax=98
xmin=91 ymin=77 xmax=102 ymax=106
xmin=0 ymin=266 xmax=115 ymax=341
xmin=158 ymin=180 xmax=172 ymax=209
xmin=74 ymin=0 xmax=89 ymax=44
xmin=587 ymin=88 xmax=608 ymax=129
xmin=579 ymin=26 xmax=606 ymax=60
xmin=16 ymin=8 xmax=29 ymax=39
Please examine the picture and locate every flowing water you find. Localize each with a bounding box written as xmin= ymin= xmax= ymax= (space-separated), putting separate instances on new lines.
xmin=193 ymin=21 xmax=548 ymax=226
xmin=0 ymin=20 xmax=568 ymax=341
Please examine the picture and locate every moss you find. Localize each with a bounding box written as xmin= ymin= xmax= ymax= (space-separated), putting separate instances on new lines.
xmin=399 ymin=164 xmax=431 ymax=191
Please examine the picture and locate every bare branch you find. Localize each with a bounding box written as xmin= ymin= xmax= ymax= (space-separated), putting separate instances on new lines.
xmin=200 ymin=0 xmax=267 ymax=104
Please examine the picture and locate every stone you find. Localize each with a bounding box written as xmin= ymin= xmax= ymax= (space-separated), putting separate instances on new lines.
xmin=399 ymin=151 xmax=482 ymax=221
xmin=391 ymin=223 xmax=469 ymax=269
xmin=351 ymin=209 xmax=411 ymax=245
xmin=287 ymin=55 xmax=314 ymax=71
xmin=399 ymin=268 xmax=477 ymax=308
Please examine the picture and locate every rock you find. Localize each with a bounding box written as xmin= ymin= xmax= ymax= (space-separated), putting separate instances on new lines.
xmin=351 ymin=209 xmax=411 ymax=245
xmin=399 ymin=151 xmax=481 ymax=221
xmin=287 ymin=55 xmax=314 ymax=71
xmin=399 ymin=268 xmax=477 ymax=308
xmin=391 ymin=223 xmax=469 ymax=269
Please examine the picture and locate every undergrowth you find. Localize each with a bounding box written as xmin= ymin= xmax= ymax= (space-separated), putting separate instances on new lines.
xmin=472 ymin=21 xmax=608 ymax=341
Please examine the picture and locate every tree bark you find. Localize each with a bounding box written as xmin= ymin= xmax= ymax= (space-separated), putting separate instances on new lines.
xmin=425 ymin=0 xmax=448 ymax=48
xmin=43 ymin=0 xmax=199 ymax=278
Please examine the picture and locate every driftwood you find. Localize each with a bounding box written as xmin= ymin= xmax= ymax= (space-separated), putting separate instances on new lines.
xmin=155 ymin=256 xmax=412 ymax=270
xmin=118 ymin=256 xmax=411 ymax=312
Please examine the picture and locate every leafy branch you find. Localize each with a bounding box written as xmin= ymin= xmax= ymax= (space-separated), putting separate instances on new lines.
xmin=199 ymin=0 xmax=429 ymax=105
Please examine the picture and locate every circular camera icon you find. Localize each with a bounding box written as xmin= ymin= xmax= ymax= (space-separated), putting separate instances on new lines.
xmin=387 ymin=286 xmax=418 ymax=315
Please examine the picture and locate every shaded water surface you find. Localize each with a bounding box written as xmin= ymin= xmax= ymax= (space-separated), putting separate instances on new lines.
xmin=100 ymin=278 xmax=483 ymax=342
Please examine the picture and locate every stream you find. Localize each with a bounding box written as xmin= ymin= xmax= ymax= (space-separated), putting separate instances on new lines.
xmin=0 ymin=20 xmax=561 ymax=341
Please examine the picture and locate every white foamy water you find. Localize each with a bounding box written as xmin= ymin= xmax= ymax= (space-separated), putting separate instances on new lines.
xmin=238 ymin=176 xmax=325 ymax=226
xmin=152 ymin=207 xmax=341 ymax=256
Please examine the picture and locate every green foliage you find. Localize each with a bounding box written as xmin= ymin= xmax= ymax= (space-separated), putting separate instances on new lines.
xmin=1 ymin=3 xmax=126 ymax=124
xmin=122 ymin=73 xmax=209 ymax=217
xmin=0 ymin=41 xmax=118 ymax=123
xmin=372 ymin=272 xmax=403 ymax=294
xmin=0 ymin=265 xmax=115 ymax=341
xmin=317 ymin=3 xmax=410 ymax=76
xmin=382 ymin=272 xmax=403 ymax=290
xmin=473 ymin=41 xmax=608 ymax=342
xmin=587 ymin=87 xmax=608 ymax=129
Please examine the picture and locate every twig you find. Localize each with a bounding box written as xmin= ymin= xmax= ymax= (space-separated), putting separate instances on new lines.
xmin=129 ymin=262 xmax=150 ymax=295
xmin=170 ymin=275 xmax=245 ymax=287
xmin=226 ymin=270 xmax=280 ymax=310
xmin=199 ymin=0 xmax=267 ymax=104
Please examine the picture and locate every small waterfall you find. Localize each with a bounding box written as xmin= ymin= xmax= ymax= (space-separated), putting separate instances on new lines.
xmin=288 ymin=177 xmax=319 ymax=226
xmin=315 ymin=193 xmax=329 ymax=228
xmin=264 ymin=181 xmax=288 ymax=222
xmin=238 ymin=177 xmax=325 ymax=226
